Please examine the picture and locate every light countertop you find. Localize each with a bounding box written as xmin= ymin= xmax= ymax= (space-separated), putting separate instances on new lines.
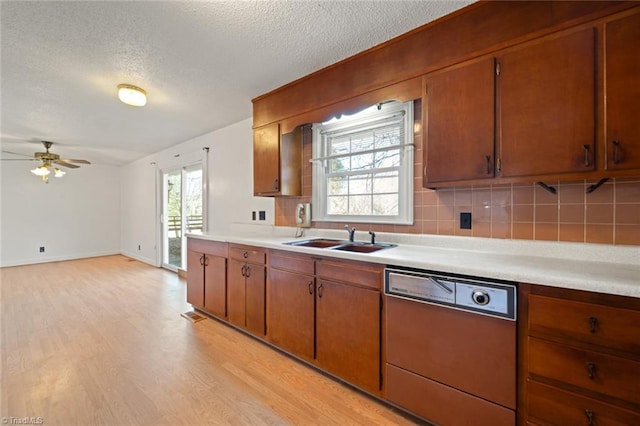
xmin=187 ymin=225 xmax=640 ymax=299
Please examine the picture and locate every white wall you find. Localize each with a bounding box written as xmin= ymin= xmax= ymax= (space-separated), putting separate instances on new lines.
xmin=0 ymin=162 xmax=121 ymax=267
xmin=119 ymin=118 xmax=274 ymax=266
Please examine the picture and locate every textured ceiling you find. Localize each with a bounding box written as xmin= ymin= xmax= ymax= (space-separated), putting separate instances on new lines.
xmin=1 ymin=1 xmax=473 ymax=165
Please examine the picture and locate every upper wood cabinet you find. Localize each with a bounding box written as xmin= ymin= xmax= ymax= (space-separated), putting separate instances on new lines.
xmin=605 ymin=12 xmax=640 ymax=171
xmin=253 ymin=123 xmax=302 ymax=197
xmin=500 ymin=28 xmax=596 ymax=178
xmin=423 ymin=57 xmax=496 ymax=183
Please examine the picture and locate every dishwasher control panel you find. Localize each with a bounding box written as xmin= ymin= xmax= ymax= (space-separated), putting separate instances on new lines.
xmin=385 ymin=266 xmax=516 ymax=320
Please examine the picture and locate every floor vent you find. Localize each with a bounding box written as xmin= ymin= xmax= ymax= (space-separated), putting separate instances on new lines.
xmin=181 ymin=311 xmax=206 ymax=323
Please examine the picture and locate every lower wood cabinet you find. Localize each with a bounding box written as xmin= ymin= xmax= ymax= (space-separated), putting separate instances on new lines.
xmin=267 ymin=250 xmax=383 ymax=394
xmin=519 ymin=284 xmax=640 ymax=425
xmin=228 ymin=244 xmax=266 ymax=336
xmin=186 ymin=238 xmax=227 ymax=318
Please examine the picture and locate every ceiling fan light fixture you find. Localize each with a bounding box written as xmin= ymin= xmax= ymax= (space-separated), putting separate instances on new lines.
xmin=118 ymin=84 xmax=147 ymax=106
xmin=54 ymin=168 xmax=66 ymax=178
xmin=31 ymin=165 xmax=50 ymax=176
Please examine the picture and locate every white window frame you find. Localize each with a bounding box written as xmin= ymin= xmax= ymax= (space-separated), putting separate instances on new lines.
xmin=311 ymin=100 xmax=414 ymax=225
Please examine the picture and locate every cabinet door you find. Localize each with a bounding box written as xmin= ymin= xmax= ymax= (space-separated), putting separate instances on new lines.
xmin=605 ymin=12 xmax=640 ymax=171
xmin=245 ymin=263 xmax=266 ymax=336
xmin=253 ymin=123 xmax=281 ymax=195
xmin=500 ymin=28 xmax=596 ymax=177
xmin=424 ymin=57 xmax=496 ymax=184
xmin=186 ymin=250 xmax=204 ymax=308
xmin=227 ymin=259 xmax=246 ymax=327
xmin=204 ymin=255 xmax=226 ymax=318
xmin=267 ymin=268 xmax=315 ymax=361
xmin=316 ymin=280 xmax=380 ymax=393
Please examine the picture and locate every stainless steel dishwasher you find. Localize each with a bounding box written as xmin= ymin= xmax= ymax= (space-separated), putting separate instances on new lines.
xmin=384 ymin=265 xmax=517 ymax=426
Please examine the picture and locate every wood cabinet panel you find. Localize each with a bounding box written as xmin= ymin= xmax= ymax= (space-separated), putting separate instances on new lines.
xmin=424 ymin=57 xmax=496 ymax=183
xmin=386 ymin=364 xmax=515 ymax=426
xmin=245 ymin=263 xmax=266 ymax=336
xmin=315 ymin=259 xmax=382 ymax=290
xmin=267 ymin=268 xmax=315 ymax=361
xmin=500 ymin=28 xmax=596 ymax=177
xmin=316 ymin=279 xmax=380 ymax=393
xmin=204 ymin=255 xmax=226 ymax=318
xmin=527 ymin=380 xmax=640 ymax=426
xmin=186 ymin=249 xmax=204 ymax=308
xmin=229 ymin=246 xmax=266 ymax=264
xmin=253 ymin=123 xmax=281 ymax=195
xmin=528 ymin=337 xmax=640 ymax=406
xmin=227 ymin=258 xmax=246 ymax=327
xmin=528 ymin=294 xmax=640 ymax=355
xmin=269 ymin=251 xmax=315 ymax=275
xmin=605 ymin=12 xmax=640 ymax=171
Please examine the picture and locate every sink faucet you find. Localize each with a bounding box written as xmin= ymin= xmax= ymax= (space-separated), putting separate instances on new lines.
xmin=369 ymin=231 xmax=376 ymax=244
xmin=345 ymin=225 xmax=356 ymax=242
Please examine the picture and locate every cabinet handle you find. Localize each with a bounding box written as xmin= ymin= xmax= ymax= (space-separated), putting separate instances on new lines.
xmin=586 ymin=362 xmax=597 ymax=380
xmin=243 ymin=251 xmax=248 ymax=259
xmin=274 ymin=178 xmax=280 ymax=191
xmin=241 ymin=265 xmax=246 ymax=277
xmin=612 ymin=140 xmax=621 ymax=164
xmin=308 ymin=280 xmax=314 ymax=295
xmin=583 ymin=144 xmax=591 ymax=167
xmin=199 ymin=254 xmax=205 ymax=266
xmin=585 ymin=409 xmax=594 ymax=426
xmin=245 ymin=265 xmax=251 ymax=278
xmin=317 ymin=283 xmax=323 ymax=298
xmin=485 ymin=155 xmax=491 ymax=174
xmin=203 ymin=255 xmax=209 ymax=267
xmin=589 ymin=316 xmax=598 ymax=333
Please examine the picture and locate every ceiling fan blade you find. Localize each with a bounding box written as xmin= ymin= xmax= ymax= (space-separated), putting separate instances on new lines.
xmin=59 ymin=158 xmax=91 ymax=164
xmin=0 ymin=158 xmax=37 ymax=161
xmin=53 ymin=160 xmax=80 ymax=169
xmin=1 ymin=150 xmax=34 ymax=158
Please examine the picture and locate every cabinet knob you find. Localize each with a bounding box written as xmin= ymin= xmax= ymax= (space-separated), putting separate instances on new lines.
xmin=245 ymin=265 xmax=251 ymax=278
xmin=308 ymin=280 xmax=314 ymax=295
xmin=588 ymin=316 xmax=598 ymax=333
xmin=274 ymin=178 xmax=280 ymax=191
xmin=317 ymin=283 xmax=323 ymax=298
xmin=199 ymin=254 xmax=205 ymax=266
xmin=243 ymin=251 xmax=248 ymax=259
xmin=485 ymin=155 xmax=491 ymax=174
xmin=585 ymin=409 xmax=595 ymax=426
xmin=203 ymin=255 xmax=209 ymax=267
xmin=241 ymin=265 xmax=247 ymax=277
xmin=586 ymin=362 xmax=597 ymax=380
xmin=612 ymin=140 xmax=621 ymax=164
xmin=583 ymin=144 xmax=591 ymax=167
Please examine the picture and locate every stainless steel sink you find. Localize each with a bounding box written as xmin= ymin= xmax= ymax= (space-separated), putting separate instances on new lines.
xmin=284 ymin=238 xmax=396 ymax=253
xmin=329 ymin=242 xmax=396 ymax=253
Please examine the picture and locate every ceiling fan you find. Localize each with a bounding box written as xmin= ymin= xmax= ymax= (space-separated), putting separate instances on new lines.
xmin=1 ymin=141 xmax=91 ymax=183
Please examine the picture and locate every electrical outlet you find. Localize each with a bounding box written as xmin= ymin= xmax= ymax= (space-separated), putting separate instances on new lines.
xmin=39 ymin=246 xmax=45 ymax=253
xmin=138 ymin=245 xmax=141 ymax=251
xmin=252 ymin=211 xmax=256 ymax=221
xmin=460 ymin=212 xmax=472 ymax=229
xmin=259 ymin=211 xmax=266 ymax=221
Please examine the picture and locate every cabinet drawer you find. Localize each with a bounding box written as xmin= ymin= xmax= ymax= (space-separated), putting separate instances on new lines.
xmin=529 ymin=338 xmax=640 ymax=406
xmin=528 ymin=379 xmax=640 ymax=426
xmin=187 ymin=238 xmax=228 ymax=257
xmin=316 ymin=258 xmax=382 ymax=290
xmin=229 ymin=245 xmax=266 ymax=264
xmin=528 ymin=294 xmax=640 ymax=354
xmin=269 ymin=251 xmax=314 ymax=275
xmin=386 ymin=364 xmax=514 ymax=426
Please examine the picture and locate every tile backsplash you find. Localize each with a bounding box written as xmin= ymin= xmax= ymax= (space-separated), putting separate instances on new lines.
xmin=275 ymin=104 xmax=640 ymax=246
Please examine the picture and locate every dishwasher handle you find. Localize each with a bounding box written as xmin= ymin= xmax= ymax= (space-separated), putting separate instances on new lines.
xmin=430 ymin=276 xmax=453 ymax=294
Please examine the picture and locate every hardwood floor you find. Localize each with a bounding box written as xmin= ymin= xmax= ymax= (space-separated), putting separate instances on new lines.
xmin=1 ymin=255 xmax=418 ymax=425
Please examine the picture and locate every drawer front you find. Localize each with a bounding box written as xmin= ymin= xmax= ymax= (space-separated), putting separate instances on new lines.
xmin=316 ymin=258 xmax=382 ymax=290
xmin=229 ymin=245 xmax=266 ymax=264
xmin=386 ymin=364 xmax=515 ymax=426
xmin=527 ymin=380 xmax=640 ymax=426
xmin=529 ymin=294 xmax=640 ymax=354
xmin=269 ymin=252 xmax=314 ymax=275
xmin=187 ymin=238 xmax=228 ymax=257
xmin=529 ymin=338 xmax=640 ymax=405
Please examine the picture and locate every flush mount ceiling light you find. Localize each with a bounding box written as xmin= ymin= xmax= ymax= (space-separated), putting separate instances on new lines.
xmin=117 ymin=84 xmax=147 ymax=107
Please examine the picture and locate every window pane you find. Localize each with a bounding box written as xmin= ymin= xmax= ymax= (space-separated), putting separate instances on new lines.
xmin=328 ymin=196 xmax=348 ymax=215
xmin=328 ymin=176 xmax=348 ymax=195
xmin=348 ymin=174 xmax=372 ymax=195
xmin=329 ymin=158 xmax=349 ymax=173
xmin=329 ymin=136 xmax=350 ymax=156
xmin=350 ymin=132 xmax=374 ymax=153
xmin=351 ymin=153 xmax=374 ymax=171
xmin=374 ymin=148 xmax=400 ymax=169
xmin=373 ymin=171 xmax=398 ymax=193
xmin=373 ymin=194 xmax=399 ymax=215
xmin=349 ymin=195 xmax=372 ymax=215
xmin=374 ymin=125 xmax=401 ymax=149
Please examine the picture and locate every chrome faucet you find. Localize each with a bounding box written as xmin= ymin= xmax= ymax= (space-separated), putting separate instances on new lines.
xmin=345 ymin=225 xmax=356 ymax=242
xmin=369 ymin=231 xmax=376 ymax=244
